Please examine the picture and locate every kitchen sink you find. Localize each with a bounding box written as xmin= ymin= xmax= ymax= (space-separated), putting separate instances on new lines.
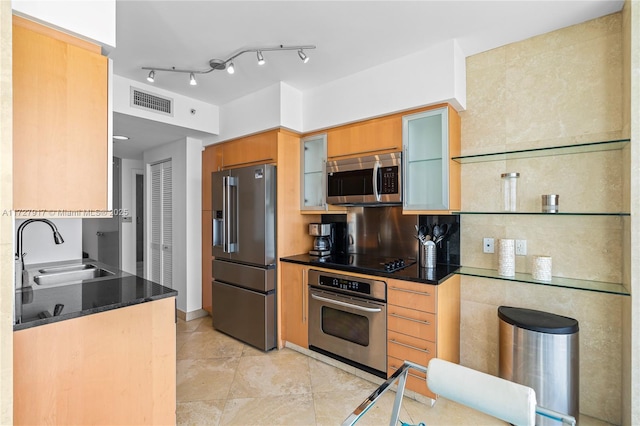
xmin=38 ymin=263 xmax=98 ymax=274
xmin=34 ymin=266 xmax=115 ymax=286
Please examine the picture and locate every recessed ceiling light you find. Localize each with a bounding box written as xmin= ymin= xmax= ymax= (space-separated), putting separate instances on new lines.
xmin=113 ymin=135 xmax=130 ymax=141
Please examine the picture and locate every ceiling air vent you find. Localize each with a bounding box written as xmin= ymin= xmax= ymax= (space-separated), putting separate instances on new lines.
xmin=130 ymin=87 xmax=173 ymax=116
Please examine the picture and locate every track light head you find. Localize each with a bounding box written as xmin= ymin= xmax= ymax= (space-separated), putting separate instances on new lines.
xmin=227 ymin=61 xmax=235 ymax=74
xmin=189 ymin=72 xmax=197 ymax=86
xmin=257 ymin=51 xmax=265 ymax=66
xmin=298 ymin=49 xmax=309 ymax=63
xmin=147 ymin=70 xmax=155 ymax=83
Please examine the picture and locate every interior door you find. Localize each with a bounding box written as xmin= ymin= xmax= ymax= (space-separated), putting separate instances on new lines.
xmin=150 ymin=160 xmax=173 ymax=288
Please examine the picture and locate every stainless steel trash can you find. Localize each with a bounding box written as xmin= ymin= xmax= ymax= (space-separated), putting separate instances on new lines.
xmin=498 ymin=306 xmax=579 ymax=426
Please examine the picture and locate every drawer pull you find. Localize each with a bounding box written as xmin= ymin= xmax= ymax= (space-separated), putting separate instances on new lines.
xmin=390 ymin=365 xmax=426 ymax=381
xmin=390 ymin=286 xmax=431 ymax=297
xmin=390 ymin=313 xmax=431 ymax=325
xmin=389 ymin=339 xmax=431 ymax=354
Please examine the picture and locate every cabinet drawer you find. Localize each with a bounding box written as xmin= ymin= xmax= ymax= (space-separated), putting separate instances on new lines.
xmin=388 ymin=280 xmax=436 ymax=313
xmin=388 ymin=330 xmax=436 ymax=366
xmin=387 ymin=355 xmax=435 ymax=399
xmin=388 ymin=305 xmax=436 ymax=341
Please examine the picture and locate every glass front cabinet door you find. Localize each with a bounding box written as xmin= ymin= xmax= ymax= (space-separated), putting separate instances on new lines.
xmin=300 ymin=134 xmax=327 ymax=211
xmin=403 ymin=106 xmax=459 ymax=212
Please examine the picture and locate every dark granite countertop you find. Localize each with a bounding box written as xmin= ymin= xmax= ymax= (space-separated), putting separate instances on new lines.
xmin=280 ymin=254 xmax=460 ymax=285
xmin=14 ymin=259 xmax=177 ymax=331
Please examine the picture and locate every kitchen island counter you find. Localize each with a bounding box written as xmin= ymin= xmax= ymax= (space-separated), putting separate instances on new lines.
xmin=13 ymin=259 xmax=177 ymax=425
xmin=281 ymin=254 xmax=459 ymax=284
xmin=14 ymin=259 xmax=177 ymax=331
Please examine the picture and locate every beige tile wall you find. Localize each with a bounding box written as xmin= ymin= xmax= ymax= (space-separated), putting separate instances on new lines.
xmin=0 ymin=1 xmax=12 ymax=424
xmin=459 ymin=12 xmax=625 ymax=424
xmin=621 ymin=0 xmax=640 ymax=425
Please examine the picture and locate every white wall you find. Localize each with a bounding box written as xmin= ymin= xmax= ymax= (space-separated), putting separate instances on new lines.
xmin=279 ymin=82 xmax=303 ymax=132
xmin=205 ymin=83 xmax=284 ymax=144
xmin=16 ymin=218 xmax=82 ymax=265
xmin=143 ymin=137 xmax=202 ymax=315
xmin=202 ymin=40 xmax=466 ymax=146
xmin=303 ymin=39 xmax=466 ymax=132
xmin=120 ymin=159 xmax=143 ymax=275
xmin=113 ymin=75 xmax=220 ymax=136
xmin=12 ymin=0 xmax=116 ymax=49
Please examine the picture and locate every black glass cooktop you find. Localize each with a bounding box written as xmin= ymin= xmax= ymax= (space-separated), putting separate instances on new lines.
xmin=309 ymin=253 xmax=416 ymax=273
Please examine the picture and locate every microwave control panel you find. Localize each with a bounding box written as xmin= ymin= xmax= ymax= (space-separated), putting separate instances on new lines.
xmin=381 ymin=166 xmax=399 ymax=194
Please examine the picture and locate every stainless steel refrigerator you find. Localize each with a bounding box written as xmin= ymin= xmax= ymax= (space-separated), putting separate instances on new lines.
xmin=211 ymin=164 xmax=277 ymax=351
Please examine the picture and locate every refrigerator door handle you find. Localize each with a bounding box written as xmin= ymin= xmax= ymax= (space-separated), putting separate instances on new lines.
xmin=227 ymin=175 xmax=239 ymax=253
xmin=222 ymin=176 xmax=229 ymax=253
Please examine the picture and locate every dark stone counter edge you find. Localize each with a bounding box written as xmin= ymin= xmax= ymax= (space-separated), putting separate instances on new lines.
xmin=280 ymin=254 xmax=460 ymax=285
xmin=13 ymin=289 xmax=178 ymax=332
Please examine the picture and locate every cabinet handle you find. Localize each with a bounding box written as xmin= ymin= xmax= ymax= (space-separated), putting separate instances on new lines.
xmin=390 ymin=312 xmax=431 ymax=325
xmin=390 ymin=286 xmax=431 ymax=297
xmin=389 ymin=339 xmax=431 ymax=354
xmin=389 ymin=365 xmax=426 ymax=381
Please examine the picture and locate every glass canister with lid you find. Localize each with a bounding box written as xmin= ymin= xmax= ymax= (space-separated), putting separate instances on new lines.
xmin=501 ymin=172 xmax=520 ymax=212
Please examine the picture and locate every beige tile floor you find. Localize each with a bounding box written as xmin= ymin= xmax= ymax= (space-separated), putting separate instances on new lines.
xmin=176 ymin=317 xmax=612 ymax=426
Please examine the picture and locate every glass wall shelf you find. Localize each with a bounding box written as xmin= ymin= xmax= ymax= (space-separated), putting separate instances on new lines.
xmin=452 ymin=211 xmax=629 ymax=216
xmin=452 ymin=139 xmax=630 ymax=164
xmin=456 ymin=266 xmax=630 ymax=296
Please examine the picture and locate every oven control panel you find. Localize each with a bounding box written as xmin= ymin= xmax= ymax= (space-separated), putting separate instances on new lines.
xmin=318 ymin=275 xmax=371 ymax=296
xmin=308 ymin=269 xmax=386 ymax=301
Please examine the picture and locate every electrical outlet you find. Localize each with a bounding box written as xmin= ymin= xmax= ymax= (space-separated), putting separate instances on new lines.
xmin=483 ymin=238 xmax=495 ymax=254
xmin=515 ymin=239 xmax=527 ymax=255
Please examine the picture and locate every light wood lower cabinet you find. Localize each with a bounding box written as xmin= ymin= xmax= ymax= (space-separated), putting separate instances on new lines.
xmin=202 ymin=210 xmax=213 ymax=313
xmin=281 ymin=262 xmax=309 ymax=348
xmin=387 ymin=275 xmax=460 ymax=399
xmin=13 ymin=297 xmax=176 ymax=425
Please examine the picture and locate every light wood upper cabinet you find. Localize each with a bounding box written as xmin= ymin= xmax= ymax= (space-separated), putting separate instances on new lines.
xmin=402 ymin=104 xmax=461 ymax=213
xmin=13 ymin=16 xmax=109 ymax=212
xmin=281 ymin=262 xmax=308 ymax=348
xmin=221 ymin=131 xmax=278 ymax=169
xmin=327 ymin=114 xmax=402 ymax=160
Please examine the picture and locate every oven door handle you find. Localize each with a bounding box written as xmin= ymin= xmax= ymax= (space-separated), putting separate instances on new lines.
xmin=311 ymin=293 xmax=382 ymax=313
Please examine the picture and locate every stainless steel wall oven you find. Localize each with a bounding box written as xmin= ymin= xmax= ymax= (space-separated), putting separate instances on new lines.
xmin=308 ymin=269 xmax=387 ymax=377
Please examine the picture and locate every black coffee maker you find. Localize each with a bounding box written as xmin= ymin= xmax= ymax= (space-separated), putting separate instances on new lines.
xmin=308 ymin=223 xmax=332 ymax=256
xmin=308 ymin=222 xmax=347 ymax=257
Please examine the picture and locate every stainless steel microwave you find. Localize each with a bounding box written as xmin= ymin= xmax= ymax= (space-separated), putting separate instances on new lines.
xmin=326 ymin=152 xmax=402 ymax=205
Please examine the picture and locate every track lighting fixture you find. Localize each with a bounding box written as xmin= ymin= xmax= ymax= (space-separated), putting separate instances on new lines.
xmin=298 ymin=49 xmax=309 ymax=63
xmin=142 ymin=44 xmax=315 ymax=85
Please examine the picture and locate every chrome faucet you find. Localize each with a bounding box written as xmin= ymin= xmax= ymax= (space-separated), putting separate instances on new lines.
xmin=15 ymin=219 xmax=65 ymax=286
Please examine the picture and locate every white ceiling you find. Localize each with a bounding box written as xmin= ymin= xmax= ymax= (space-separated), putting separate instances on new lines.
xmin=111 ymin=0 xmax=624 ymax=160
